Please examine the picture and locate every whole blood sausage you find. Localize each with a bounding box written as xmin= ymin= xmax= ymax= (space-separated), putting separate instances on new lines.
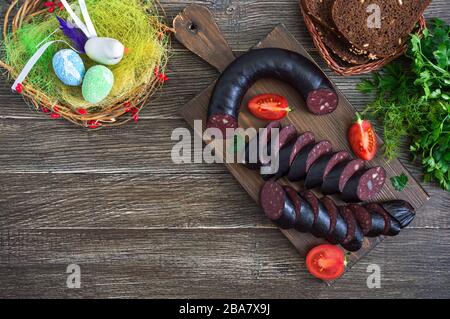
xmin=321 ymin=159 xmax=365 ymax=195
xmin=288 ymin=141 xmax=332 ymax=182
xmin=342 ymin=167 xmax=387 ymax=202
xmin=207 ymin=48 xmax=339 ymax=136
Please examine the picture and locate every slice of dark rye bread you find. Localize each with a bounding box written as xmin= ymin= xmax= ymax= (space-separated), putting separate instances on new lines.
xmin=332 ymin=0 xmax=432 ymax=57
xmin=315 ymin=24 xmax=371 ymax=65
xmin=303 ymin=0 xmax=337 ymax=32
xmin=301 ymin=0 xmax=379 ymax=63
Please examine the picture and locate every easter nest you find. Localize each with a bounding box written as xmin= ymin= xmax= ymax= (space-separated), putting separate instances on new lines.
xmin=0 ymin=0 xmax=172 ymax=128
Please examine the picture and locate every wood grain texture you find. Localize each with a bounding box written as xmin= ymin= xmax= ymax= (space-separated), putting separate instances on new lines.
xmin=0 ymin=229 xmax=449 ymax=299
xmin=0 ymin=0 xmax=449 ymax=298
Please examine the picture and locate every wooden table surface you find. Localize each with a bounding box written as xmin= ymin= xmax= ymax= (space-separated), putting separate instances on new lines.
xmin=0 ymin=0 xmax=449 ymax=299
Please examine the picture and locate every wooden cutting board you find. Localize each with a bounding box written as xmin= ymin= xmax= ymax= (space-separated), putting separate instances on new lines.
xmin=174 ymin=5 xmax=430 ymax=278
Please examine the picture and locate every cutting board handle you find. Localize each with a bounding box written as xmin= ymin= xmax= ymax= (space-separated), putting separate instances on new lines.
xmin=173 ymin=4 xmax=235 ymax=72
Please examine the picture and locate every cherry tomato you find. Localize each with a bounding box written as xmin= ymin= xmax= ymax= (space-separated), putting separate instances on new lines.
xmin=348 ymin=112 xmax=378 ymax=161
xmin=248 ymin=94 xmax=292 ymax=121
xmin=306 ymin=245 xmax=346 ymax=281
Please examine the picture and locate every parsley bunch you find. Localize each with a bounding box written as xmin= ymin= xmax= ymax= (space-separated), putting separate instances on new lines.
xmin=358 ymin=18 xmax=450 ymax=191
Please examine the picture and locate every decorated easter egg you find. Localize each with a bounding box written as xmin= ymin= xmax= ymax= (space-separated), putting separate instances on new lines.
xmin=85 ymin=37 xmax=125 ymax=66
xmin=82 ymin=65 xmax=114 ymax=104
xmin=52 ymin=49 xmax=85 ymax=86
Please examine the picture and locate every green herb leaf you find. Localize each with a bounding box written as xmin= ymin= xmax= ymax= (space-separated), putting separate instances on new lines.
xmin=359 ymin=18 xmax=450 ymax=191
xmin=390 ymin=173 xmax=409 ymax=191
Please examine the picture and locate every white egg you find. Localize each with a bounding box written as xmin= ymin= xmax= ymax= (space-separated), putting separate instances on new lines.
xmin=84 ymin=37 xmax=125 ymax=66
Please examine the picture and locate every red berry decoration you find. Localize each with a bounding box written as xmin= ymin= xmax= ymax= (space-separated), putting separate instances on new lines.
xmin=15 ymin=83 xmax=23 ymax=93
xmin=88 ymin=120 xmax=100 ymax=129
xmin=77 ymin=108 xmax=87 ymax=115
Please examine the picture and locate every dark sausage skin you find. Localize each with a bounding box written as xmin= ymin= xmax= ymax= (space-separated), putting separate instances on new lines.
xmin=207 ymin=48 xmax=339 ymax=136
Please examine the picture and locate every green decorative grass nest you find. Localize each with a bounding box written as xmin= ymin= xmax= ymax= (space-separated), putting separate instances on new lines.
xmin=0 ymin=0 xmax=172 ymax=128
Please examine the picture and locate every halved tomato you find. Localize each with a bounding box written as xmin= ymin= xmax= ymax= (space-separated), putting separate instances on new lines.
xmin=306 ymin=245 xmax=346 ymax=280
xmin=248 ymin=94 xmax=292 ymax=121
xmin=348 ymin=112 xmax=378 ymax=161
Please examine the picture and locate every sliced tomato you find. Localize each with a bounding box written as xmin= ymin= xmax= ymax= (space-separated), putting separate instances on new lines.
xmin=248 ymin=94 xmax=292 ymax=121
xmin=348 ymin=112 xmax=378 ymax=161
xmin=306 ymin=245 xmax=346 ymax=281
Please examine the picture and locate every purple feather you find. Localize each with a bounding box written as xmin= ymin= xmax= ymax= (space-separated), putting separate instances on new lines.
xmin=57 ymin=16 xmax=88 ymax=53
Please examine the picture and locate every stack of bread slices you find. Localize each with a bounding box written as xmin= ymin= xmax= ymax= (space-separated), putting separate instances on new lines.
xmin=301 ymin=0 xmax=431 ymax=66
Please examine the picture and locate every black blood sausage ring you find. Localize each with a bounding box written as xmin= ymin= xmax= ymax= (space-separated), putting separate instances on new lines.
xmin=207 ymin=48 xmax=339 ymax=136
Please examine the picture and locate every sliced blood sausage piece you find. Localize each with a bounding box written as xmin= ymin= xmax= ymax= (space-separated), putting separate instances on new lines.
xmin=331 ymin=211 xmax=348 ymax=243
xmin=306 ymin=141 xmax=333 ymax=172
xmin=284 ymin=186 xmax=314 ymax=233
xmin=260 ymin=120 xmax=282 ymax=147
xmin=338 ymin=159 xmax=365 ymax=193
xmin=320 ymin=196 xmax=339 ymax=236
xmin=288 ymin=141 xmax=332 ymax=182
xmin=288 ymin=144 xmax=315 ymax=182
xmin=339 ymin=206 xmax=357 ymax=245
xmin=307 ymin=88 xmax=339 ymax=115
xmin=300 ymin=191 xmax=330 ymax=238
xmin=260 ymin=181 xmax=296 ymax=229
xmin=245 ymin=121 xmax=282 ymax=169
xmin=366 ymin=203 xmax=401 ymax=237
xmin=349 ymin=204 xmax=372 ymax=236
xmin=280 ymin=197 xmax=299 ymax=230
xmin=379 ymin=200 xmax=416 ymax=228
xmin=365 ymin=203 xmax=391 ymax=236
xmin=289 ymin=132 xmax=316 ymax=166
xmin=342 ymin=227 xmax=364 ymax=252
xmin=261 ymin=125 xmax=297 ymax=166
xmin=321 ymin=160 xmax=364 ymax=195
xmin=305 ymin=151 xmax=352 ymax=189
xmin=342 ymin=167 xmax=386 ymax=203
xmin=284 ymin=186 xmax=301 ymax=214
xmin=278 ymin=125 xmax=298 ymax=151
xmin=243 ymin=136 xmax=263 ymax=170
xmin=261 ymin=140 xmax=296 ymax=181
xmin=323 ymin=151 xmax=352 ymax=180
xmin=321 ymin=197 xmax=339 ymax=245
xmin=304 ymin=153 xmax=334 ymax=189
xmin=315 ymin=201 xmax=332 ymax=238
xmin=206 ymin=114 xmax=239 ymax=138
xmin=339 ymin=206 xmax=363 ymax=252
xmin=368 ymin=213 xmax=387 ymax=237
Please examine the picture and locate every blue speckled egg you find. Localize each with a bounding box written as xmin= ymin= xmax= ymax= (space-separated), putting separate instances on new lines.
xmin=52 ymin=49 xmax=85 ymax=86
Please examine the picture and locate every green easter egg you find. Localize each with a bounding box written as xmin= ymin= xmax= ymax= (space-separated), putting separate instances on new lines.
xmin=82 ymin=65 xmax=114 ymax=104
